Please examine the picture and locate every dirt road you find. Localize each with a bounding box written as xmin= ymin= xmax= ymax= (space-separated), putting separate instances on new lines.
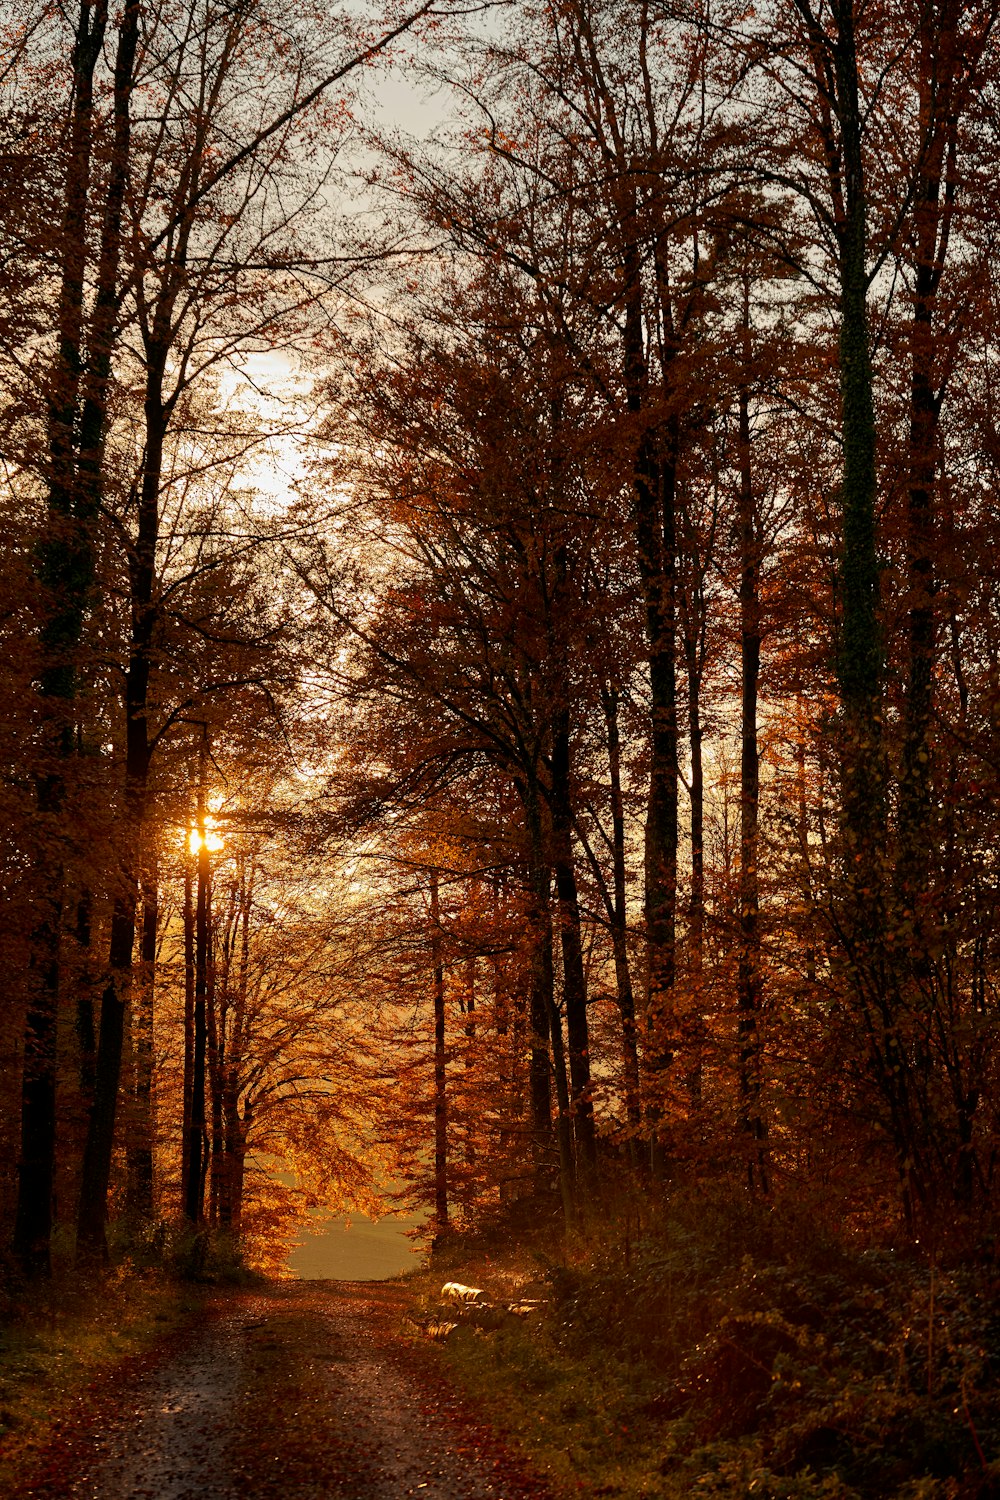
xmin=19 ymin=1281 xmax=554 ymax=1500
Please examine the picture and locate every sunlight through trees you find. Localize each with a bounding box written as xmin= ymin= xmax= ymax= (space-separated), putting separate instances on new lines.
xmin=2 ymin=0 xmax=1000 ymax=1295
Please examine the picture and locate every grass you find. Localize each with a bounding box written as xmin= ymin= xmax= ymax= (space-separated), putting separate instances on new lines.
xmin=401 ymin=1186 xmax=1000 ymax=1499
xmin=0 ymin=1216 xmax=265 ymax=1490
xmin=0 ymin=1258 xmax=208 ymax=1492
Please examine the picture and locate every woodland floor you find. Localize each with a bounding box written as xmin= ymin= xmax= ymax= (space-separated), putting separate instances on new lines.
xmin=6 ymin=1280 xmax=556 ymax=1500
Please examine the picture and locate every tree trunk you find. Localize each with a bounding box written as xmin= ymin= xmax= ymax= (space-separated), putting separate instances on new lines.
xmin=184 ymin=734 xmax=211 ymax=1225
xmin=71 ymin=0 xmax=144 ymax=1265
xmin=623 ymin=232 xmax=680 ymax=1167
xmin=736 ymin=355 xmax=769 ymax=1194
xmin=206 ymin=927 xmax=224 ymax=1226
xmin=548 ymin=990 xmax=575 ymax=1221
xmin=523 ymin=776 xmax=573 ymax=1212
xmin=14 ymin=0 xmax=110 ymax=1279
xmin=220 ymin=859 xmax=252 ymax=1231
xmin=14 ymin=886 xmax=64 ymax=1276
xmin=74 ymin=0 xmax=140 ymax=518
xmin=795 ymin=698 xmax=817 ymax=987
xmin=430 ymin=870 xmax=448 ymax=1238
xmin=827 ymin=1 xmax=927 ymax=1213
xmin=521 ymin=781 xmax=554 ymax=1186
xmin=897 ymin=3 xmax=961 ymax=933
xmin=601 ymin=685 xmax=641 ymax=1132
xmin=76 ymin=899 xmax=135 ymax=1258
xmin=635 ymin=425 xmax=680 ymax=1171
xmin=126 ymin=856 xmax=157 ymax=1219
xmin=682 ymin=586 xmax=706 ymax=1111
xmin=231 ymin=1100 xmax=251 ymax=1229
xmin=550 ymin=711 xmax=597 ymax=1178
xmin=181 ymin=848 xmax=195 ymax=1210
xmin=76 ymin=591 xmax=151 ymax=1254
xmin=74 ymin=890 xmax=97 ymax=1125
xmin=827 ymin=0 xmax=886 ymax=927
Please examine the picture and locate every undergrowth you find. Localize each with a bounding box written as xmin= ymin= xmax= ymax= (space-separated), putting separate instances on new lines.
xmin=0 ymin=1218 xmax=257 ymax=1490
xmin=408 ymin=1187 xmax=1000 ymax=1499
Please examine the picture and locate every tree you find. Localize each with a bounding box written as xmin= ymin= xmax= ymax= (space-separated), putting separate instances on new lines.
xmin=382 ymin=0 xmax=766 ymax=1168
xmin=5 ymin=0 xmax=465 ymax=1271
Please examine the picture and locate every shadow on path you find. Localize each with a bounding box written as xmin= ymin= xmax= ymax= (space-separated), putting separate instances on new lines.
xmin=19 ymin=1281 xmax=553 ymax=1500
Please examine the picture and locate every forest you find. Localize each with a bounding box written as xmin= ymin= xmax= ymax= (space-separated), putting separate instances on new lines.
xmin=1 ymin=0 xmax=1000 ymax=1492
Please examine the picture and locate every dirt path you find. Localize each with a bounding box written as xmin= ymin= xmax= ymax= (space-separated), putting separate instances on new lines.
xmin=17 ymin=1281 xmax=554 ymax=1500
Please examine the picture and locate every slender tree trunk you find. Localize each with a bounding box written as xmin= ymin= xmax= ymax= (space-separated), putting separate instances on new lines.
xmin=231 ymin=1100 xmax=251 ymax=1228
xmin=523 ymin=777 xmax=573 ymax=1211
xmin=550 ymin=711 xmax=597 ymax=1178
xmin=796 ymin=698 xmax=817 ymax=986
xmin=15 ymin=889 xmax=64 ymax=1275
xmin=126 ymin=854 xmax=157 ymax=1219
xmin=206 ymin=934 xmax=224 ymax=1226
xmin=463 ymin=956 xmax=476 ymax=1047
xmin=77 ymin=898 xmax=135 ymax=1257
xmin=184 ymin=733 xmax=210 ymax=1225
xmin=520 ymin=782 xmax=554 ymax=1186
xmin=900 ymin=15 xmax=981 ymax=1200
xmin=736 ymin=355 xmax=769 ymax=1194
xmin=181 ymin=847 xmax=195 ymax=1210
xmin=220 ymin=1077 xmax=237 ymax=1230
xmin=682 ymin=592 xmax=706 ymax=1110
xmin=898 ymin=272 xmax=938 ymax=910
xmin=76 ymin=670 xmax=149 ymax=1255
xmin=430 ymin=870 xmax=448 ymax=1238
xmin=220 ymin=861 xmax=252 ymax=1230
xmin=14 ymin=0 xmax=110 ymax=1279
xmin=828 ymin=3 xmax=927 ymax=1213
xmin=491 ymin=940 xmax=516 ymax=1199
xmin=601 ymin=685 xmax=641 ymax=1131
xmin=687 ymin=696 xmax=704 ymax=973
xmin=460 ymin=954 xmax=476 ymax=1169
xmin=72 ymin=0 xmax=144 ymax=1265
xmin=548 ymin=988 xmax=574 ymax=1220
xmin=635 ymin=423 xmax=680 ymax=1170
xmin=835 ymin=12 xmax=883 ymax=830
xmin=220 ymin=1075 xmax=245 ymax=1231
xmin=897 ymin=6 xmax=961 ymax=935
xmin=74 ymin=890 xmax=97 ymax=1130
xmin=208 ymin=897 xmax=237 ymax=1227
xmin=623 ymin=240 xmax=680 ymax=1166
xmin=828 ymin=2 xmax=886 ymax=923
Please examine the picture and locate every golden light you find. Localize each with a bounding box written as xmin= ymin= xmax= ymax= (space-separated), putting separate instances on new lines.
xmin=187 ymin=815 xmax=225 ymax=855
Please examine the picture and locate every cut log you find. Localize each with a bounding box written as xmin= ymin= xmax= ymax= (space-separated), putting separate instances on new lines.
xmin=441 ymin=1282 xmax=486 ymax=1304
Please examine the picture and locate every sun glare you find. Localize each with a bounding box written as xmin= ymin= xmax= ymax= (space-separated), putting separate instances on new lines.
xmin=187 ymin=815 xmax=225 ymax=855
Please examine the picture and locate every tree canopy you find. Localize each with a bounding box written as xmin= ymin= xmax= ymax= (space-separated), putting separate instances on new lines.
xmin=2 ymin=0 xmax=1000 ymax=1287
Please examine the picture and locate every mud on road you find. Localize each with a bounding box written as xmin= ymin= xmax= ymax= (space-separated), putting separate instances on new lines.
xmin=17 ymin=1281 xmax=554 ymax=1500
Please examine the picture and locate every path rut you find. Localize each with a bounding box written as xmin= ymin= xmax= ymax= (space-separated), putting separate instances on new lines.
xmin=19 ymin=1281 xmax=553 ymax=1500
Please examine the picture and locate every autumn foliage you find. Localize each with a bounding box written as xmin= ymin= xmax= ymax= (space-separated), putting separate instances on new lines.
xmin=1 ymin=0 xmax=999 ymax=1344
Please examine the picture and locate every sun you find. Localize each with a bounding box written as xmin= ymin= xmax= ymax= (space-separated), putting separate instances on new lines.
xmin=188 ymin=815 xmax=225 ymax=855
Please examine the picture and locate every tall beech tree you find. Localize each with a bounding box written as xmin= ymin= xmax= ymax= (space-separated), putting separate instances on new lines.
xmin=297 ymin=254 xmax=641 ymax=1208
xmin=747 ymin=0 xmax=1000 ymax=1215
xmin=429 ymin=866 xmax=449 ymax=1238
xmin=15 ymin=0 xmax=130 ymax=1274
xmin=386 ymin=0 xmax=755 ymax=1162
xmin=7 ymin=0 xmax=1000 ymax=1279
xmin=8 ymin=0 xmax=465 ymax=1270
xmin=894 ymin=0 xmax=998 ymax=908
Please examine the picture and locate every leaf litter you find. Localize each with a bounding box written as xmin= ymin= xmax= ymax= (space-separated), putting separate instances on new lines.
xmin=12 ymin=1280 xmax=557 ymax=1500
